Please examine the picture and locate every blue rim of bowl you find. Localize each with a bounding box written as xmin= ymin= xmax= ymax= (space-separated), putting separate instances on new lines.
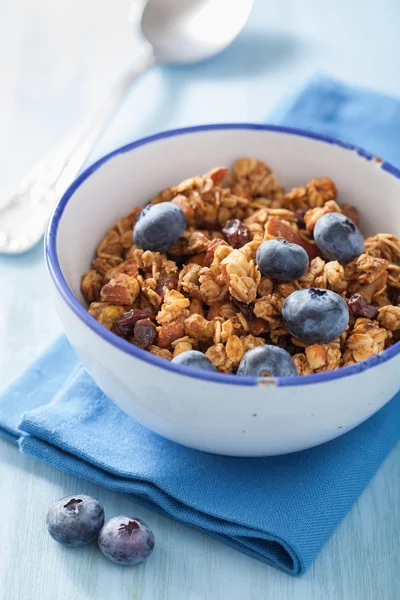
xmin=45 ymin=123 xmax=400 ymax=387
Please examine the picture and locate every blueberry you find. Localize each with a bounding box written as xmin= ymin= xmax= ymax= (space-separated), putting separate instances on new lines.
xmin=237 ymin=345 xmax=298 ymax=377
xmin=314 ymin=213 xmax=364 ymax=263
xmin=256 ymin=238 xmax=309 ymax=281
xmin=98 ymin=517 xmax=155 ymax=566
xmin=172 ymin=350 xmax=217 ymax=372
xmin=46 ymin=495 xmax=104 ymax=547
xmin=133 ymin=203 xmax=186 ymax=252
xmin=282 ymin=287 xmax=349 ymax=343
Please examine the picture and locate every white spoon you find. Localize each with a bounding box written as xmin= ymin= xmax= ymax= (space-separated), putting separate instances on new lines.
xmin=0 ymin=0 xmax=253 ymax=254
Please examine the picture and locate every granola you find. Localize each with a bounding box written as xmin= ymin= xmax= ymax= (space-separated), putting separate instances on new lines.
xmin=82 ymin=158 xmax=400 ymax=376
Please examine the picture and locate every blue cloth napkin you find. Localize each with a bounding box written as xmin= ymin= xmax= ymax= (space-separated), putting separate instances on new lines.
xmin=269 ymin=73 xmax=400 ymax=166
xmin=1 ymin=75 xmax=400 ymax=576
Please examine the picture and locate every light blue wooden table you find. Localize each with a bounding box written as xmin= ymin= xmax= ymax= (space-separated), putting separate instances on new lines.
xmin=0 ymin=1 xmax=399 ymax=598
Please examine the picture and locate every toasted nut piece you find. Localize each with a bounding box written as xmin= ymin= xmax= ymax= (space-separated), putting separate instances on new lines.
xmin=100 ymin=274 xmax=140 ymax=305
xmin=89 ymin=304 xmax=124 ymax=329
xmin=92 ymin=255 xmax=123 ymax=276
xmin=103 ymin=259 xmax=140 ymax=283
xmin=184 ymin=313 xmax=215 ymax=342
xmin=81 ymin=270 xmax=103 ymax=303
xmin=207 ymin=166 xmax=228 ymax=185
xmin=97 ymin=229 xmax=124 ymax=257
xmin=158 ymin=319 xmax=186 ymax=348
xmin=155 ymin=272 xmax=179 ymax=301
xmin=203 ymin=239 xmax=230 ymax=267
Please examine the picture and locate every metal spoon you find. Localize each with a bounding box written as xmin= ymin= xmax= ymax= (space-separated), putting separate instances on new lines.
xmin=0 ymin=0 xmax=253 ymax=254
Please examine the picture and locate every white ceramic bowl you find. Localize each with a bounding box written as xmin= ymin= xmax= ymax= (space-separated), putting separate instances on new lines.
xmin=46 ymin=124 xmax=400 ymax=457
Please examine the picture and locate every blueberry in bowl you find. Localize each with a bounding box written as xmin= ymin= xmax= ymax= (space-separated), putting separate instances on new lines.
xmin=256 ymin=238 xmax=309 ymax=281
xmin=282 ymin=288 xmax=349 ymax=344
xmin=133 ymin=203 xmax=186 ymax=252
xmin=314 ymin=212 xmax=364 ymax=263
xmin=237 ymin=345 xmax=298 ymax=377
xmin=172 ymin=350 xmax=217 ymax=372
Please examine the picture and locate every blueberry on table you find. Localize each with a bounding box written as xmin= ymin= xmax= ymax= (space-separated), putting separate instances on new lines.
xmin=46 ymin=495 xmax=104 ymax=547
xmin=172 ymin=350 xmax=217 ymax=372
xmin=98 ymin=517 xmax=155 ymax=566
xmin=256 ymin=238 xmax=309 ymax=281
xmin=237 ymin=345 xmax=298 ymax=377
xmin=133 ymin=203 xmax=186 ymax=252
xmin=282 ymin=287 xmax=349 ymax=343
xmin=313 ymin=212 xmax=364 ymax=263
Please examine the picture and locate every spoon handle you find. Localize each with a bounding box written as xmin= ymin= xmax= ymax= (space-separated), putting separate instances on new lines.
xmin=0 ymin=50 xmax=155 ymax=255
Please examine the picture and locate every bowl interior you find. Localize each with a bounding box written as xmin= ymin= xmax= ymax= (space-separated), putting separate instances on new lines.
xmin=51 ymin=125 xmax=400 ymax=308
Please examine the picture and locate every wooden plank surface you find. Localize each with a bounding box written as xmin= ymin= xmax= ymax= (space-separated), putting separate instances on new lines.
xmin=0 ymin=0 xmax=399 ymax=598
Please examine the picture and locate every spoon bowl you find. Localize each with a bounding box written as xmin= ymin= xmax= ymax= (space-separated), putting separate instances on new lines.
xmin=140 ymin=0 xmax=254 ymax=64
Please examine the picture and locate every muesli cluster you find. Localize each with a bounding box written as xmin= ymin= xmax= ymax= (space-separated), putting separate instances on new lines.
xmin=81 ymin=158 xmax=400 ymax=377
